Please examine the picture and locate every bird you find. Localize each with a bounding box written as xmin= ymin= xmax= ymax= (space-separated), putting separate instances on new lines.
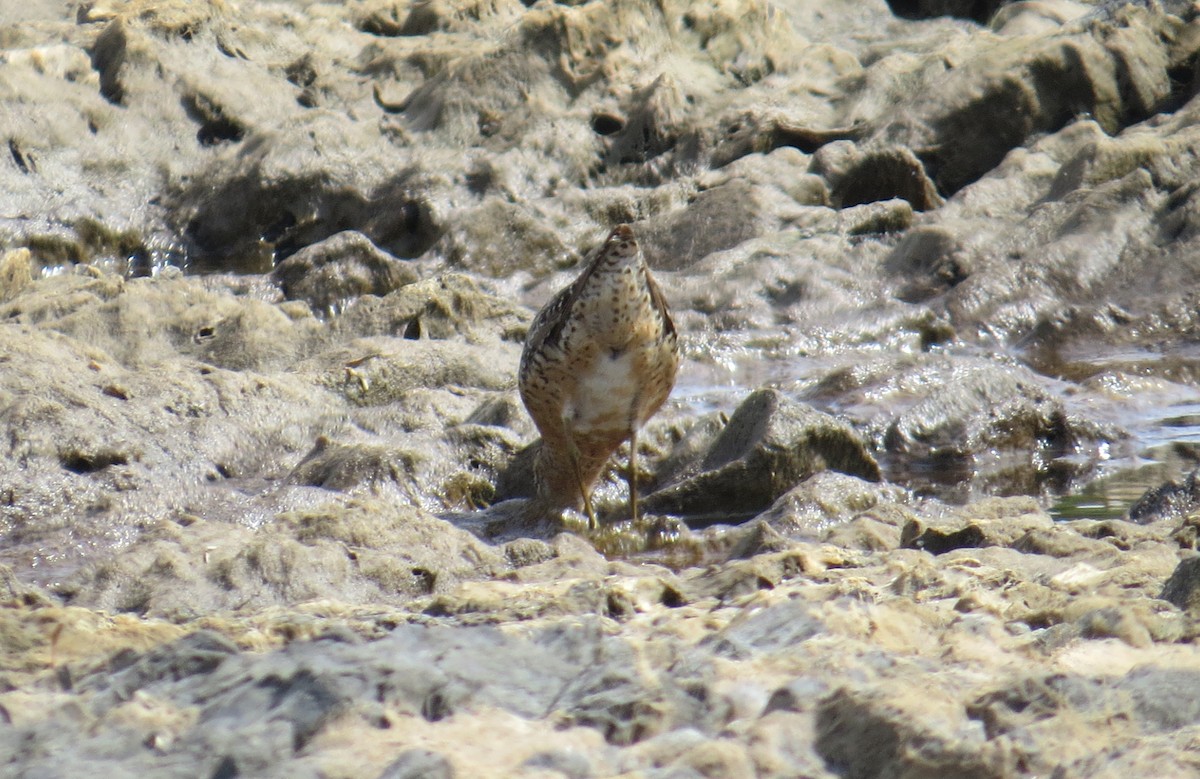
xmin=519 ymin=223 xmax=679 ymax=528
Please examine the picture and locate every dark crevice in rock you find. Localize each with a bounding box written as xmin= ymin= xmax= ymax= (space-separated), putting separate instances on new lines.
xmin=591 ymin=112 xmax=623 ymax=136
xmin=358 ymin=12 xmax=405 ymax=37
xmin=60 ymin=450 xmax=129 ymax=474
xmin=181 ymin=93 xmax=246 ymax=147
xmin=261 ymin=210 xmax=298 ymax=244
xmin=210 ymin=756 xmax=238 ymax=779
xmin=1164 ymin=62 xmax=1200 ymax=113
xmin=8 ymin=139 xmax=33 ymax=174
xmin=285 ymin=57 xmax=316 ymax=88
xmin=769 ymin=123 xmax=863 ymax=155
xmin=89 ymin=20 xmax=128 ymax=105
xmin=887 ymin=0 xmax=1005 ymax=23
xmin=356 ymin=3 xmax=446 ymax=37
xmin=591 ymin=76 xmax=701 ymax=186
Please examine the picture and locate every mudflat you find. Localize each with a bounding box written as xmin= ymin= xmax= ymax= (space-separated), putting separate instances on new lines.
xmin=3 ymin=1 xmax=1200 ymax=776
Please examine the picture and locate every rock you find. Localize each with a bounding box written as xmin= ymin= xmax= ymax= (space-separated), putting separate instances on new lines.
xmin=754 ymin=471 xmax=909 ymax=540
xmin=683 ymin=548 xmax=813 ymax=603
xmin=0 ymin=247 xmax=32 ymax=300
xmin=638 ymin=181 xmax=785 ymax=272
xmin=431 ymin=199 xmax=573 ymax=278
xmin=968 ymin=665 xmax=1200 ymax=776
xmin=817 ymin=144 xmax=942 ymax=211
xmin=520 ymin=749 xmax=593 ymax=779
xmin=271 ymin=231 xmax=419 ymax=317
xmin=58 ymin=500 xmax=506 ymax=616
xmin=0 ymin=563 xmax=52 ymax=607
xmin=817 ymin=353 xmax=1125 ymax=497
xmin=883 ymin=225 xmax=970 ymax=303
xmin=90 ymin=628 xmax=237 ymax=685
xmin=598 ymin=73 xmax=698 ymax=185
xmin=881 ymin=5 xmax=1180 ymax=195
xmin=815 ymin=683 xmax=1010 ymax=779
xmin=491 ymin=442 xmax=540 ymax=503
xmin=901 ymin=520 xmax=987 ymax=554
xmin=991 ymin=1 xmax=1093 ymax=36
xmin=307 ymin=337 xmax=515 ymax=404
xmin=1121 ymin=666 xmax=1200 ymax=733
xmin=169 ymin=117 xmax=442 ymax=270
xmin=1159 ymin=556 xmax=1200 ymax=612
xmin=1128 ymin=468 xmax=1200 ymax=525
xmin=642 ymin=389 xmax=881 ymax=521
xmin=328 ymin=274 xmax=528 ymax=343
xmin=876 ymin=355 xmax=1110 ymax=456
xmin=379 ymin=750 xmax=455 ymax=779
xmin=711 ymin=599 xmax=824 ymax=659
xmin=0 ymin=271 xmax=318 ymax=370
xmin=900 ymin=497 xmax=1055 ymax=552
xmin=287 ymin=437 xmax=425 ymax=496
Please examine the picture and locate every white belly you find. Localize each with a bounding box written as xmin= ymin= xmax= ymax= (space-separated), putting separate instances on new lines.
xmin=566 ymin=349 xmax=640 ymax=434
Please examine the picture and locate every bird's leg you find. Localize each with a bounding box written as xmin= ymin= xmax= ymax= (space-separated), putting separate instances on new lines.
xmin=628 ymin=426 xmax=639 ymax=523
xmin=626 ymin=394 xmax=644 ymax=523
xmin=567 ymin=436 xmax=598 ymax=529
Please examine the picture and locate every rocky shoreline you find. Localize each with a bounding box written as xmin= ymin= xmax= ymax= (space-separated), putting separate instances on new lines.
xmin=5 ymin=0 xmax=1200 ymax=776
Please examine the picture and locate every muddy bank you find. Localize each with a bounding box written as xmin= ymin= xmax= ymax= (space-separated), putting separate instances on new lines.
xmin=4 ymin=0 xmax=1200 ymax=776
xmin=4 ymin=499 xmax=1200 ymax=778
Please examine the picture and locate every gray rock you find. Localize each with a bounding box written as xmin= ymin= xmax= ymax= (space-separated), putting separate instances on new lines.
xmin=1128 ymin=468 xmax=1200 ymax=524
xmin=814 ymin=353 xmax=1125 ymax=497
xmin=520 ymin=749 xmax=593 ymax=779
xmin=59 ymin=500 xmax=506 ymax=616
xmin=81 ymin=630 xmax=240 ymax=705
xmin=432 ymin=199 xmax=574 ymax=278
xmin=547 ymin=625 xmax=712 ymax=745
xmin=638 ymin=181 xmax=784 ymax=272
xmin=883 ymin=225 xmax=970 ymax=303
xmin=816 ymin=685 xmax=1008 ymax=779
xmin=754 ymin=471 xmax=909 ymax=539
xmin=272 ymin=231 xmax=419 ymax=317
xmin=967 ymin=666 xmax=1200 ymax=774
xmin=379 ymin=750 xmax=455 ymax=779
xmin=1159 ymin=555 xmax=1200 ymax=612
xmin=643 ymin=389 xmax=880 ymax=521
xmin=1121 ymin=667 xmax=1200 ymax=732
xmin=711 ymin=600 xmax=824 ymax=659
xmin=287 ymin=437 xmax=425 ymax=495
xmin=327 ymin=274 xmax=528 ymax=342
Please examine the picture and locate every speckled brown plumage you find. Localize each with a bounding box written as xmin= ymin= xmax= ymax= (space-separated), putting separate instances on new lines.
xmin=519 ymin=224 xmax=679 ymax=525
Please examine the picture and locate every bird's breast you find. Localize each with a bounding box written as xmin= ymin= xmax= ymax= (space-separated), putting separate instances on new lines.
xmin=565 ymin=347 xmax=643 ymax=434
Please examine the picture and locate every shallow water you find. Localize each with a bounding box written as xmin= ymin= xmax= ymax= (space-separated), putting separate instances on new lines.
xmin=673 ymin=342 xmax=1200 ymax=522
xmin=1046 ymin=401 xmax=1200 ymax=520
